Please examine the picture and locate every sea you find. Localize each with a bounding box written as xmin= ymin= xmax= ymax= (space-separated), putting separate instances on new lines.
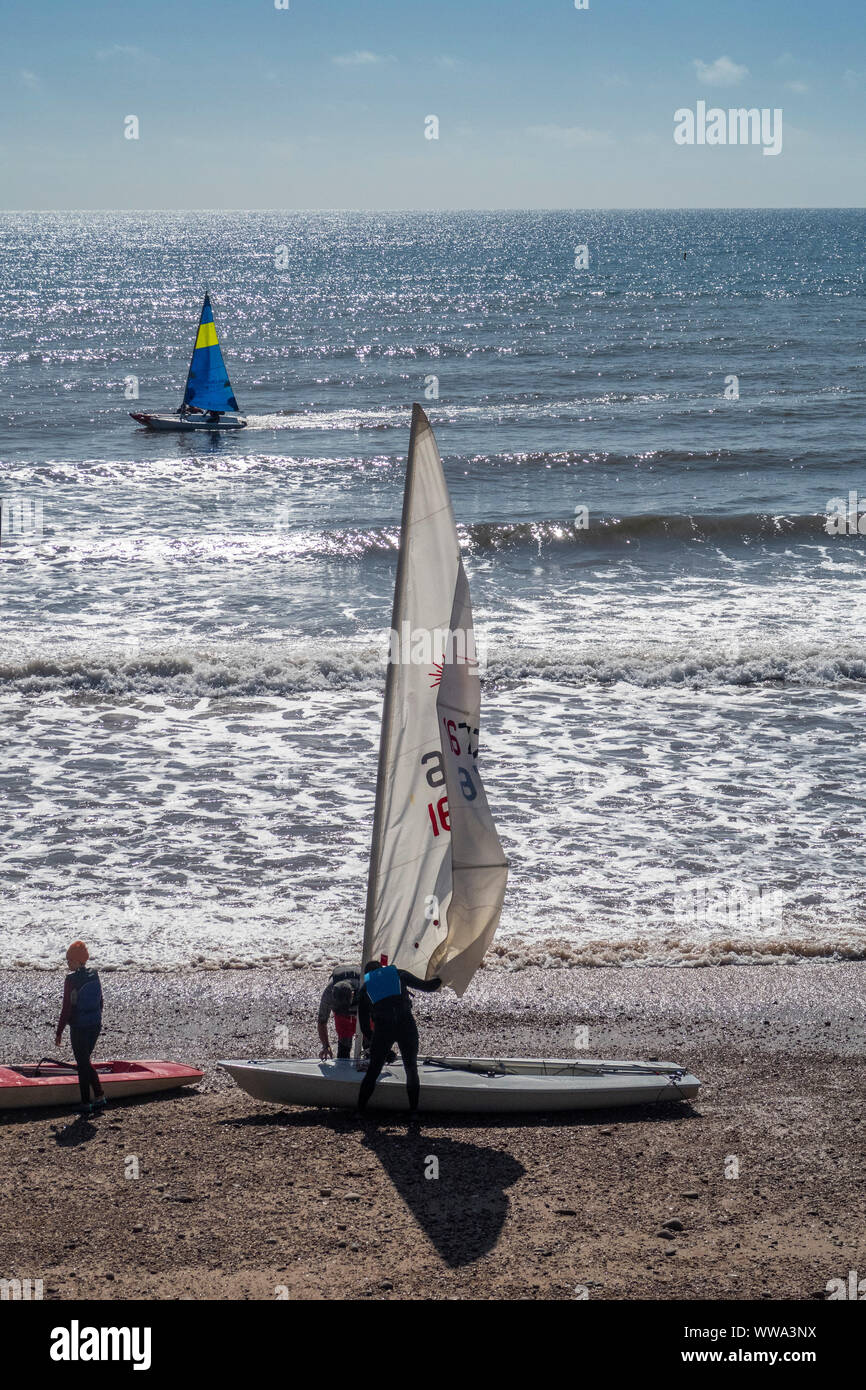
xmin=1 ymin=209 xmax=865 ymax=971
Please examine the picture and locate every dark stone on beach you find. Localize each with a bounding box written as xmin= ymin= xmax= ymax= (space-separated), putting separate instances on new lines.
xmin=663 ymin=1219 xmax=684 ymax=1231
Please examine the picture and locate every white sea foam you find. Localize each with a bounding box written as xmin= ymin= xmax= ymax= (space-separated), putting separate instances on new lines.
xmin=0 ymin=634 xmax=864 ymax=697
xmin=2 ymin=681 xmax=865 ymax=970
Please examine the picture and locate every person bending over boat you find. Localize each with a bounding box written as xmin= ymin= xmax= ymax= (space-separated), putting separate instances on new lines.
xmin=317 ymin=963 xmax=361 ymax=1060
xmin=356 ymin=962 xmax=441 ymax=1116
xmin=55 ymin=941 xmax=106 ymax=1116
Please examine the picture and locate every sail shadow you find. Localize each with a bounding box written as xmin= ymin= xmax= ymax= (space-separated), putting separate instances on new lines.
xmin=362 ymin=1128 xmax=524 ymax=1268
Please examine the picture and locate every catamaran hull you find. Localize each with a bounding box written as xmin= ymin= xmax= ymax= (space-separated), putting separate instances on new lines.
xmin=129 ymin=413 xmax=247 ymax=432
xmin=0 ymin=1060 xmax=204 ymax=1110
xmin=219 ymin=1057 xmax=700 ymax=1113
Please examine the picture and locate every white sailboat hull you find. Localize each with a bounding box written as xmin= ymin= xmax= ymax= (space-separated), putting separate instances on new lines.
xmin=219 ymin=1056 xmax=700 ymax=1113
xmin=129 ymin=412 xmax=247 ymax=432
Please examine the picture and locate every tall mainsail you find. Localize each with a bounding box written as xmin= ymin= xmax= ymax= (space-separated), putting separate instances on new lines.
xmin=361 ymin=405 xmax=508 ymax=998
xmin=182 ymin=293 xmax=240 ymax=413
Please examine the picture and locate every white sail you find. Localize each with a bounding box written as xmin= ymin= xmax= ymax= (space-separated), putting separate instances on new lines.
xmin=362 ymin=405 xmax=508 ymax=997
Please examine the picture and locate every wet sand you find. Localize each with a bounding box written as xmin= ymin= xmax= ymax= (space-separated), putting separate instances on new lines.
xmin=1 ymin=963 xmax=863 ymax=1300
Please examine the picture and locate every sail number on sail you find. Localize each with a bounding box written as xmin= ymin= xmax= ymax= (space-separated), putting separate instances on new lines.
xmin=422 ymin=718 xmax=480 ymax=837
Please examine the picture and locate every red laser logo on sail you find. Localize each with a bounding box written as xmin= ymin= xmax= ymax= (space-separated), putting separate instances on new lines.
xmin=429 ymin=649 xmax=479 ymax=688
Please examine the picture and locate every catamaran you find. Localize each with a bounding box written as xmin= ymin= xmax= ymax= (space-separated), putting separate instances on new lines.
xmin=130 ymin=292 xmax=247 ymax=432
xmin=220 ymin=406 xmax=700 ymax=1112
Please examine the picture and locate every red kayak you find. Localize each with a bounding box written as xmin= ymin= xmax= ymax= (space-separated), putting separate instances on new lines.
xmin=0 ymin=1058 xmax=203 ymax=1109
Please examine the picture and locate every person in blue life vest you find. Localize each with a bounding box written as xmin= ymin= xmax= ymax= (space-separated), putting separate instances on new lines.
xmin=356 ymin=961 xmax=442 ymax=1117
xmin=55 ymin=941 xmax=106 ymax=1115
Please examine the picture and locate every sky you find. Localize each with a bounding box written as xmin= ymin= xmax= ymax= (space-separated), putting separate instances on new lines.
xmin=0 ymin=0 xmax=864 ymax=208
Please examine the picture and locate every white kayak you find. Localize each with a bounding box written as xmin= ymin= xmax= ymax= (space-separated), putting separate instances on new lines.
xmin=129 ymin=412 xmax=247 ymax=432
xmin=219 ymin=1056 xmax=700 ymax=1114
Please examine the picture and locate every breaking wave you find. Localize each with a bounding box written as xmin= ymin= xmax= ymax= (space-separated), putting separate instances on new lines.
xmin=484 ymin=935 xmax=866 ymax=970
xmin=242 ymin=513 xmax=860 ymax=558
xmin=1 ymin=636 xmax=865 ymax=696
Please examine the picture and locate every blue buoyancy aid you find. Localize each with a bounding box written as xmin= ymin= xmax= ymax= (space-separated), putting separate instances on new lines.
xmin=364 ymin=964 xmax=402 ymax=1004
xmin=70 ymin=968 xmax=102 ymax=1028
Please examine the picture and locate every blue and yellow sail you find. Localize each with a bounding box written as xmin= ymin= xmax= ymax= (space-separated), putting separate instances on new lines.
xmin=182 ymin=293 xmax=240 ymax=413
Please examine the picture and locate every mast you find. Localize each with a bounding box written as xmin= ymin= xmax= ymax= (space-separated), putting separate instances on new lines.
xmin=360 ymin=402 xmax=423 ymax=970
xmin=181 ymin=294 xmax=208 ymax=412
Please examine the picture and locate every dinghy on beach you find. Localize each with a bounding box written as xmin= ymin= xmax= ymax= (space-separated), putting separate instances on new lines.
xmin=220 ymin=1057 xmax=699 ymax=1113
xmin=0 ymin=1059 xmax=203 ymax=1110
xmin=130 ymin=292 xmax=247 ymax=432
xmin=220 ymin=405 xmax=700 ymax=1114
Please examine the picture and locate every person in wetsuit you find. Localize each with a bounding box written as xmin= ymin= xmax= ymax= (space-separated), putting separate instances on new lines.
xmin=356 ymin=961 xmax=441 ymax=1116
xmin=55 ymin=940 xmax=106 ymax=1115
xmin=317 ymin=963 xmax=361 ymax=1059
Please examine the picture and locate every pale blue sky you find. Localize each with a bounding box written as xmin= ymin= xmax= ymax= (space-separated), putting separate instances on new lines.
xmin=1 ymin=0 xmax=864 ymax=208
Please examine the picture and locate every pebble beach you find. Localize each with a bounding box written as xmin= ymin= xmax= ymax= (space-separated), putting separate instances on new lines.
xmin=2 ymin=963 xmax=863 ymax=1301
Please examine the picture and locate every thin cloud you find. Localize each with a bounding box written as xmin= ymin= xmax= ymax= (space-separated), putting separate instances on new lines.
xmin=19 ymin=69 xmax=40 ymax=89
xmin=332 ymin=51 xmax=391 ymax=67
xmin=693 ymin=56 xmax=749 ymax=87
xmin=434 ymin=56 xmax=461 ymax=70
xmin=784 ymin=81 xmax=809 ymax=93
xmin=527 ymin=124 xmax=614 ymax=148
xmin=96 ymin=44 xmax=158 ymax=67
xmin=843 ymin=69 xmax=862 ymax=88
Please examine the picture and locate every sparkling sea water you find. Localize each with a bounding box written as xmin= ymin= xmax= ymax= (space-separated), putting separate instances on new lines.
xmin=1 ymin=209 xmax=865 ymax=970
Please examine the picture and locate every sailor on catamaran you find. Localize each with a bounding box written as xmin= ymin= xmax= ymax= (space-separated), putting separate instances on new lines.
xmin=317 ymin=963 xmax=361 ymax=1060
xmin=356 ymin=962 xmax=441 ymax=1116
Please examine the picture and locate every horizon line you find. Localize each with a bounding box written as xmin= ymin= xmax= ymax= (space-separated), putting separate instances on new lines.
xmin=1 ymin=205 xmax=864 ymax=215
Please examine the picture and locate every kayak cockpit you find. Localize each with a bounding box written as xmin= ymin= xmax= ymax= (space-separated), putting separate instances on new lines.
xmin=8 ymin=1059 xmax=156 ymax=1078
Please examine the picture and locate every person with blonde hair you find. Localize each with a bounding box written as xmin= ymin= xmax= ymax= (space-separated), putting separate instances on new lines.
xmin=55 ymin=941 xmax=105 ymax=1115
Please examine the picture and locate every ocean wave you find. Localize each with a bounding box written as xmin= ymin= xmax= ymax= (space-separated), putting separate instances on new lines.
xmin=252 ymin=512 xmax=863 ymax=557
xmin=484 ymin=935 xmax=866 ymax=969
xmin=1 ymin=636 xmax=865 ymax=696
xmin=463 ymin=512 xmax=849 ymax=550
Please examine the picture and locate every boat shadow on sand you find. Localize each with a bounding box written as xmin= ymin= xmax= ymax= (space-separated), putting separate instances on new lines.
xmin=224 ymin=1108 xmax=524 ymax=1266
xmin=360 ymin=1127 xmax=524 ymax=1267
xmin=223 ymin=1100 xmax=698 ymax=1267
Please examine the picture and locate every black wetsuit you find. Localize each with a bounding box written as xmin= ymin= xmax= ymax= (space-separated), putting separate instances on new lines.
xmin=357 ymin=970 xmax=440 ymax=1113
